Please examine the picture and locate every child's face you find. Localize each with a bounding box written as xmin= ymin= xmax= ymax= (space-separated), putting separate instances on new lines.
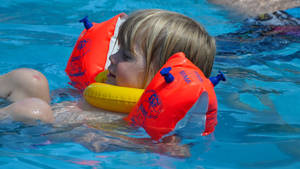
xmin=107 ymin=46 xmax=146 ymax=88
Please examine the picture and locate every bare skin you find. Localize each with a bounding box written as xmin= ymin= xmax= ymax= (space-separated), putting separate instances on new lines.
xmin=0 ymin=68 xmax=130 ymax=125
xmin=1 ymin=97 xmax=54 ymax=123
xmin=0 ymin=68 xmax=50 ymax=103
xmin=209 ymin=0 xmax=300 ymax=16
xmin=0 ymin=69 xmax=124 ymax=124
xmin=0 ymin=69 xmax=190 ymax=158
xmin=0 ymin=68 xmax=53 ymax=123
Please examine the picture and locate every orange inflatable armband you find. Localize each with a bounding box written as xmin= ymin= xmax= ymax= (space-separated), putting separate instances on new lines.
xmin=66 ymin=13 xmax=126 ymax=90
xmin=125 ymin=52 xmax=220 ymax=141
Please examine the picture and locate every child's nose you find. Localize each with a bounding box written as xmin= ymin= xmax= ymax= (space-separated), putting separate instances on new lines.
xmin=109 ymin=53 xmax=117 ymax=64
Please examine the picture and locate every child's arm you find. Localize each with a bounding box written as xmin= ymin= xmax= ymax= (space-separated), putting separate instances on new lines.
xmin=1 ymin=98 xmax=54 ymax=123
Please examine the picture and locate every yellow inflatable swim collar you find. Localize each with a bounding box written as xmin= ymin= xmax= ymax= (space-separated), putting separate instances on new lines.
xmin=84 ymin=83 xmax=144 ymax=113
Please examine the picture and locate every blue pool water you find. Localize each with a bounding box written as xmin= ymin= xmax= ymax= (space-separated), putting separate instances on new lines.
xmin=1 ymin=0 xmax=300 ymax=168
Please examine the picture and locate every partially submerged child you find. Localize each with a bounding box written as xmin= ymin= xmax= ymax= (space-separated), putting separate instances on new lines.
xmin=0 ymin=9 xmax=216 ymax=158
xmin=0 ymin=9 xmax=216 ymax=126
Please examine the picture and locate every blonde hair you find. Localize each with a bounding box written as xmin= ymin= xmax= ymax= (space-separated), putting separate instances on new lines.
xmin=118 ymin=9 xmax=216 ymax=87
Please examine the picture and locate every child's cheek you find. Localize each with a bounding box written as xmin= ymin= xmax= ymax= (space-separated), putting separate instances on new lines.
xmin=115 ymin=63 xmax=132 ymax=86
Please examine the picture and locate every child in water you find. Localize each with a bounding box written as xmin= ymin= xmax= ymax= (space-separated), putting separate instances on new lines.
xmin=0 ymin=9 xmax=216 ymax=124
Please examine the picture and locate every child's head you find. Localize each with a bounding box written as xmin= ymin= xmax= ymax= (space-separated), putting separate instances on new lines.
xmin=108 ymin=9 xmax=216 ymax=89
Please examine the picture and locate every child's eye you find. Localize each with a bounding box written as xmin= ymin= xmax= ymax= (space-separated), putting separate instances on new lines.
xmin=122 ymin=50 xmax=133 ymax=61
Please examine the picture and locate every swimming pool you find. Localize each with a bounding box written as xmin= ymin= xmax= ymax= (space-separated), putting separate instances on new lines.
xmin=1 ymin=0 xmax=300 ymax=168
